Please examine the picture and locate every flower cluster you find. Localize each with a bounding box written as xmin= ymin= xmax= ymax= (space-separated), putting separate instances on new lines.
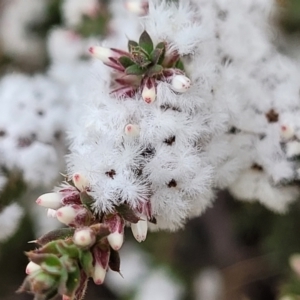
xmin=20 ymin=171 xmax=152 ymax=299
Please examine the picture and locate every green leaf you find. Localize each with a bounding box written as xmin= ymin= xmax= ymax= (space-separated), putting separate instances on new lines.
xmin=56 ymin=241 xmax=81 ymax=259
xmin=74 ymin=271 xmax=88 ymax=300
xmin=115 ymin=204 xmax=140 ymax=223
xmin=139 ymin=30 xmax=154 ymax=54
xmin=118 ymin=56 xmax=135 ymax=68
xmin=125 ymin=64 xmax=146 ymax=76
xmin=37 ymin=228 xmax=75 ymax=245
xmin=80 ymin=251 xmax=94 ymax=277
xmin=151 ymin=42 xmax=166 ymax=64
xmin=109 ymin=248 xmax=121 ymax=272
xmin=175 ymin=59 xmax=185 ymax=71
xmin=65 ymin=264 xmax=81 ymax=297
xmin=80 ymin=191 xmax=94 ymax=206
xmin=128 ymin=40 xmax=139 ymax=52
xmin=147 ymin=64 xmax=163 ymax=77
xmin=35 ymin=241 xmax=60 ymax=255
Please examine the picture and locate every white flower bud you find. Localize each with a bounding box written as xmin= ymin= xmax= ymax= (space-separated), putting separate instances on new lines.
xmin=47 ymin=209 xmax=57 ymax=218
xmin=26 ymin=261 xmax=41 ymax=275
xmin=171 ymin=75 xmax=191 ymax=93
xmin=124 ymin=124 xmax=140 ymax=137
xmin=286 ymin=140 xmax=300 ymax=158
xmin=131 ymin=217 xmax=148 ymax=242
xmin=92 ymin=261 xmax=107 ymax=285
xmin=142 ymin=83 xmax=156 ymax=104
xmin=280 ymin=124 xmax=294 ymax=140
xmin=107 ymin=232 xmax=124 ymax=251
xmin=73 ymin=228 xmax=95 ymax=248
xmin=56 ymin=205 xmax=78 ymax=225
xmin=89 ymin=46 xmax=114 ymax=64
xmin=72 ymin=173 xmax=89 ymax=191
xmin=36 ymin=193 xmax=62 ymax=209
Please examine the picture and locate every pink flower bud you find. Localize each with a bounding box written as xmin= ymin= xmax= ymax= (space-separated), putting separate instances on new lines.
xmin=142 ymin=78 xmax=156 ymax=104
xmin=36 ymin=193 xmax=62 ymax=210
xmin=93 ymin=261 xmax=107 ymax=285
xmin=73 ymin=227 xmax=96 ymax=248
xmin=26 ymin=261 xmax=41 ymax=275
xmin=131 ymin=217 xmax=148 ymax=242
xmin=72 ymin=173 xmax=89 ymax=191
xmin=124 ymin=124 xmax=140 ymax=137
xmin=89 ymin=46 xmax=129 ymax=71
xmin=171 ymin=75 xmax=191 ymax=93
xmin=56 ymin=205 xmax=80 ymax=225
xmin=124 ymin=0 xmax=149 ymax=16
xmin=92 ymin=245 xmax=110 ymax=285
xmin=280 ymin=124 xmax=294 ymax=140
xmin=105 ymin=214 xmax=125 ymax=251
xmin=47 ymin=209 xmax=57 ymax=218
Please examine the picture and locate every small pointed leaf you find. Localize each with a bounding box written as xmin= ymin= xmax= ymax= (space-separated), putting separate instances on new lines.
xmin=74 ymin=271 xmax=88 ymax=300
xmin=80 ymin=251 xmax=94 ymax=277
xmin=128 ymin=40 xmax=139 ymax=52
xmin=147 ymin=64 xmax=163 ymax=77
xmin=65 ymin=264 xmax=81 ymax=297
xmin=125 ymin=65 xmax=146 ymax=76
xmin=90 ymin=224 xmax=110 ymax=240
xmin=115 ymin=204 xmax=140 ymax=223
xmin=108 ymin=248 xmax=121 ymax=272
xmin=118 ymin=56 xmax=135 ymax=68
xmin=175 ymin=59 xmax=185 ymax=71
xmin=56 ymin=241 xmax=81 ymax=259
xmin=37 ymin=228 xmax=75 ymax=245
xmin=80 ymin=191 xmax=94 ymax=206
xmin=139 ymin=30 xmax=154 ymax=54
xmin=151 ymin=42 xmax=166 ymax=64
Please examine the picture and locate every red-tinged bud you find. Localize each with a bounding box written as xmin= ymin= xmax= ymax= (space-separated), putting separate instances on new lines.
xmin=56 ymin=205 xmax=84 ymax=226
xmin=142 ymin=78 xmax=156 ymax=104
xmin=124 ymin=124 xmax=140 ymax=137
xmin=131 ymin=215 xmax=148 ymax=242
xmin=124 ymin=0 xmax=149 ymax=16
xmin=171 ymin=75 xmax=191 ymax=92
xmin=89 ymin=46 xmax=129 ymax=71
xmin=73 ymin=227 xmax=96 ymax=248
xmin=105 ymin=214 xmax=125 ymax=251
xmin=47 ymin=209 xmax=57 ymax=218
xmin=92 ymin=245 xmax=110 ymax=285
xmin=162 ymin=50 xmax=180 ymax=67
xmin=36 ymin=193 xmax=62 ymax=210
xmin=72 ymin=173 xmax=89 ymax=192
xmin=26 ymin=261 xmax=41 ymax=275
xmin=110 ymin=86 xmax=137 ymax=98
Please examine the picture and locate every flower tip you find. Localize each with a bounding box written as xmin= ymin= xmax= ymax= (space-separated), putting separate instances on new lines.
xmin=107 ymin=232 xmax=124 ymax=251
xmin=124 ymin=124 xmax=140 ymax=137
xmin=35 ymin=193 xmax=62 ymax=209
xmin=72 ymin=172 xmax=89 ymax=191
xmin=89 ymin=47 xmax=94 ymax=54
xmin=171 ymin=75 xmax=191 ymax=93
xmin=25 ymin=261 xmax=41 ymax=275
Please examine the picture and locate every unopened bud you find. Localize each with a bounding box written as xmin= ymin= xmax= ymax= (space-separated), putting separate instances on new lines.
xmin=105 ymin=214 xmax=125 ymax=251
xmin=89 ymin=46 xmax=114 ymax=64
xmin=171 ymin=75 xmax=191 ymax=93
xmin=124 ymin=124 xmax=140 ymax=137
xmin=56 ymin=205 xmax=80 ymax=225
xmin=26 ymin=261 xmax=41 ymax=275
xmin=142 ymin=78 xmax=156 ymax=104
xmin=131 ymin=215 xmax=148 ymax=242
xmin=280 ymin=124 xmax=294 ymax=140
xmin=72 ymin=173 xmax=89 ymax=191
xmin=73 ymin=227 xmax=96 ymax=248
xmin=93 ymin=261 xmax=107 ymax=285
xmin=107 ymin=232 xmax=124 ymax=251
xmin=36 ymin=193 xmax=62 ymax=210
xmin=124 ymin=0 xmax=149 ymax=16
xmin=92 ymin=244 xmax=110 ymax=284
